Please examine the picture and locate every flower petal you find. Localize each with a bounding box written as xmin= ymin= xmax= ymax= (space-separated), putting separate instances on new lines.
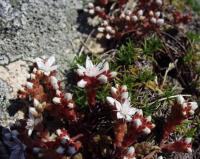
xmin=36 ymin=61 xmax=45 ymax=70
xmin=115 ymin=100 xmax=122 ymax=111
xmin=116 ymin=112 xmax=124 ymax=119
xmin=86 ymin=56 xmax=94 ymax=69
xmin=46 ymin=56 xmax=55 ymax=67
xmin=106 ymin=97 xmax=115 ymax=106
xmin=102 ymin=61 xmax=109 ymax=72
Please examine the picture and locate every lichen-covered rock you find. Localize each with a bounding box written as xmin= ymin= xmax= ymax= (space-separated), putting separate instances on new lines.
xmin=0 ymin=0 xmax=89 ymax=67
xmin=0 ymin=0 xmax=91 ymax=126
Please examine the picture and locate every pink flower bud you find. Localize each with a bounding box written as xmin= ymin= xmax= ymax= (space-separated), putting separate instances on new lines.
xmin=185 ymin=138 xmax=192 ymax=144
xmin=132 ymin=15 xmax=138 ymax=22
xmin=149 ymin=11 xmax=154 ymax=16
xmin=106 ymin=34 xmax=111 ymax=39
xmin=88 ymin=3 xmax=94 ymax=9
xmin=89 ymin=9 xmax=95 ymax=15
xmin=68 ymin=103 xmax=74 ymax=108
xmin=137 ymin=10 xmax=143 ymax=16
xmin=142 ymin=127 xmax=151 ymax=134
xmin=95 ymin=6 xmax=101 ymax=12
xmin=127 ymin=146 xmax=135 ymax=155
xmin=53 ymin=97 xmax=61 ymax=104
xmin=105 ymin=26 xmax=112 ymax=32
xmin=150 ymin=17 xmax=157 ymax=24
xmin=155 ymin=11 xmax=161 ymax=17
xmin=133 ymin=119 xmax=142 ymax=127
xmin=98 ymin=75 xmax=108 ymax=84
xmin=98 ymin=27 xmax=105 ymax=32
xmin=110 ymin=71 xmax=117 ymax=78
xmin=121 ymin=85 xmax=127 ymax=91
xmin=77 ymin=79 xmax=87 ymax=88
xmin=64 ymin=93 xmax=73 ymax=101
xmin=30 ymin=73 xmax=36 ymax=80
xmin=155 ymin=0 xmax=163 ymax=6
xmin=157 ymin=18 xmax=164 ymax=25
xmin=111 ymin=87 xmax=118 ymax=95
xmin=190 ymin=102 xmax=198 ymax=110
xmin=26 ymin=82 xmax=33 ymax=89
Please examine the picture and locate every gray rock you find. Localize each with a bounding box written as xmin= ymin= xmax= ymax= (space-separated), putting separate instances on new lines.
xmin=0 ymin=0 xmax=92 ymax=126
xmin=0 ymin=0 xmax=88 ymax=66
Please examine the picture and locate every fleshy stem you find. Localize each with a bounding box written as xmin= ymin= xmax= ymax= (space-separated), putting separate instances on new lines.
xmin=86 ymin=87 xmax=97 ymax=110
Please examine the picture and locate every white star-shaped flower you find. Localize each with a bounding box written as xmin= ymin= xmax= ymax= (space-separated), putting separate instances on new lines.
xmin=36 ymin=56 xmax=58 ymax=76
xmin=77 ymin=56 xmax=109 ymax=77
xmin=107 ymin=97 xmax=137 ymax=121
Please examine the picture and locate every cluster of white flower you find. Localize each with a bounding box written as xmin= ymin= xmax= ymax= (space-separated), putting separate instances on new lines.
xmin=26 ymin=99 xmax=43 ymax=136
xmin=131 ymin=111 xmax=155 ymax=135
xmin=84 ymin=2 xmax=100 ymax=15
xmin=76 ymin=56 xmax=117 ymax=88
xmin=107 ymin=85 xmax=140 ymax=122
xmin=35 ymin=56 xmax=58 ymax=76
xmin=84 ymin=0 xmax=165 ymax=39
xmin=97 ymin=20 xmax=116 ymax=40
xmin=177 ymin=95 xmax=198 ymax=116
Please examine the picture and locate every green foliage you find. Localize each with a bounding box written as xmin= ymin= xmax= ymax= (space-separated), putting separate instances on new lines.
xmin=71 ymin=54 xmax=87 ymax=69
xmin=116 ymin=40 xmax=136 ymax=66
xmin=96 ymin=84 xmax=111 ymax=103
xmin=186 ymin=31 xmax=200 ymax=43
xmin=176 ymin=120 xmax=197 ymax=137
xmin=162 ymin=86 xmax=176 ymax=98
xmin=143 ymin=36 xmax=162 ymax=56
xmin=137 ymin=69 xmax=155 ymax=83
xmin=184 ymin=0 xmax=200 ymax=13
xmin=73 ymin=87 xmax=88 ymax=110
xmin=183 ymin=52 xmax=193 ymax=63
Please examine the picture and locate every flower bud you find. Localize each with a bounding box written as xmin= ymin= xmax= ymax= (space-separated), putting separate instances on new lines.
xmin=26 ymin=82 xmax=33 ymax=89
xmin=64 ymin=93 xmax=73 ymax=101
xmin=95 ymin=6 xmax=101 ymax=12
xmin=105 ymin=26 xmax=112 ymax=32
xmin=77 ymin=79 xmax=87 ymax=88
xmin=137 ymin=10 xmax=143 ymax=16
xmin=150 ymin=17 xmax=157 ymax=24
xmin=132 ymin=15 xmax=138 ymax=22
xmin=68 ymin=103 xmax=74 ymax=108
xmin=155 ymin=0 xmax=163 ymax=6
xmin=133 ymin=119 xmax=142 ymax=127
xmin=111 ymin=87 xmax=118 ymax=95
xmin=185 ymin=137 xmax=192 ymax=144
xmin=56 ymin=146 xmax=65 ymax=154
xmin=149 ymin=11 xmax=154 ymax=16
xmin=53 ymin=97 xmax=61 ymax=104
xmin=142 ymin=127 xmax=151 ymax=134
xmin=88 ymin=2 xmax=94 ymax=9
xmin=89 ymin=9 xmax=95 ymax=15
xmin=157 ymin=18 xmax=164 ymax=25
xmin=110 ymin=71 xmax=117 ymax=78
xmin=106 ymin=34 xmax=111 ymax=39
xmin=155 ymin=11 xmax=161 ymax=17
xmin=98 ymin=27 xmax=105 ymax=32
